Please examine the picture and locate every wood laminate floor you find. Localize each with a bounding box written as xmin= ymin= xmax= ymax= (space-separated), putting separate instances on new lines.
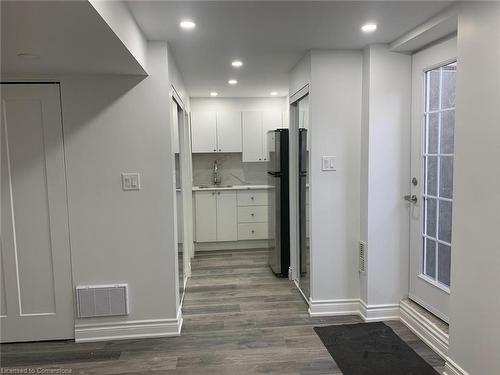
xmin=1 ymin=248 xmax=445 ymax=374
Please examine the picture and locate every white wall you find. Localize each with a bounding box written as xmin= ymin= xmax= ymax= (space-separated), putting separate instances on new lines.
xmin=447 ymin=2 xmax=500 ymax=374
xmin=308 ymin=50 xmax=363 ymax=302
xmin=360 ymin=45 xmax=411 ymax=306
xmin=190 ymin=97 xmax=287 ymax=113
xmin=60 ymin=42 xmax=180 ymax=334
xmin=89 ymin=0 xmax=148 ymax=73
xmin=289 ymin=52 xmax=311 ymax=97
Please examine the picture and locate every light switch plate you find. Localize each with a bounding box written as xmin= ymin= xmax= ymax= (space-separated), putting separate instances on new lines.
xmin=122 ymin=173 xmax=141 ymax=191
xmin=321 ymin=156 xmax=336 ymax=171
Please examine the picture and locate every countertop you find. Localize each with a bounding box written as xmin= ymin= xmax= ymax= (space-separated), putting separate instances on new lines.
xmin=192 ymin=184 xmax=273 ymax=191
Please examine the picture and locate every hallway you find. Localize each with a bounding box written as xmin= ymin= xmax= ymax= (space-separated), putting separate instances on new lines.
xmin=1 ymin=248 xmax=444 ymax=374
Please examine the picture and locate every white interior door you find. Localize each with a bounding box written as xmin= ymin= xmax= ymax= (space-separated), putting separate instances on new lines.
xmin=1 ymin=83 xmax=74 ymax=342
xmin=409 ymin=38 xmax=457 ymax=322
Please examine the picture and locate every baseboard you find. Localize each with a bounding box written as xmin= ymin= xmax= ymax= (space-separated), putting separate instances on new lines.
xmin=75 ymin=309 xmax=183 ymax=343
xmin=359 ymin=300 xmax=400 ymax=322
xmin=444 ymin=358 xmax=469 ymax=375
xmin=308 ymin=298 xmax=399 ymax=321
xmin=195 ymin=240 xmax=268 ymax=251
xmin=399 ymin=299 xmax=449 ymax=359
xmin=309 ymin=299 xmax=360 ymax=317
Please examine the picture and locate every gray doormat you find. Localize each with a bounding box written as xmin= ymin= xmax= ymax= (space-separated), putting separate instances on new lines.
xmin=314 ymin=322 xmax=439 ymax=375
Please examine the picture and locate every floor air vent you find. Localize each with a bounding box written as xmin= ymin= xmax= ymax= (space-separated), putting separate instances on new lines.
xmin=359 ymin=241 xmax=367 ymax=273
xmin=76 ymin=284 xmax=129 ymax=318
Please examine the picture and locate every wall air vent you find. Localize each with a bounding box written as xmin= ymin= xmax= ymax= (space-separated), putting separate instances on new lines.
xmin=359 ymin=241 xmax=367 ymax=273
xmin=76 ymin=284 xmax=129 ymax=318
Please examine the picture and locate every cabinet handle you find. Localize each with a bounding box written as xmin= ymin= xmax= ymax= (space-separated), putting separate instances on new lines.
xmin=219 ymin=149 xmax=221 ymax=151
xmin=258 ymin=158 xmax=262 ymax=161
xmin=251 ymin=230 xmax=255 ymax=234
xmin=213 ymin=149 xmax=216 ymax=152
xmin=251 ymin=196 xmax=254 ymax=200
xmin=251 ymin=213 xmax=254 ymax=216
xmin=212 ymin=192 xmax=215 ymax=195
xmin=217 ymin=192 xmax=220 ymax=195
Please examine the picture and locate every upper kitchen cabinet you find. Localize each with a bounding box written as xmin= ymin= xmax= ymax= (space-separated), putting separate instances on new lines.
xmin=262 ymin=112 xmax=282 ymax=158
xmin=216 ymin=112 xmax=242 ymax=152
xmin=242 ymin=111 xmax=282 ymax=162
xmin=191 ymin=111 xmax=242 ymax=153
xmin=191 ymin=112 xmax=218 ymax=153
xmin=242 ymin=111 xmax=263 ymax=162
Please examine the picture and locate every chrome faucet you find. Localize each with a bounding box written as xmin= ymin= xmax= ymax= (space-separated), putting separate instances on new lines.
xmin=212 ymin=160 xmax=221 ymax=185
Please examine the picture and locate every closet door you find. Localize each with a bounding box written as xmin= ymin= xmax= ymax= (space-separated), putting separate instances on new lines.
xmin=1 ymin=84 xmax=74 ymax=342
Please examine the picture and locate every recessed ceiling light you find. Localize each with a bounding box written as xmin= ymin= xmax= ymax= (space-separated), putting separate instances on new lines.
xmin=17 ymin=52 xmax=40 ymax=59
xmin=228 ymin=79 xmax=238 ymax=85
xmin=232 ymin=60 xmax=243 ymax=68
xmin=270 ymin=91 xmax=278 ymax=96
xmin=180 ymin=20 xmax=196 ymax=30
xmin=361 ymin=23 xmax=377 ymax=33
xmin=210 ymin=92 xmax=218 ymax=97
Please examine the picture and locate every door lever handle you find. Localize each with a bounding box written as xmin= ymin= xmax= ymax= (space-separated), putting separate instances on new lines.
xmin=404 ymin=194 xmax=418 ymax=203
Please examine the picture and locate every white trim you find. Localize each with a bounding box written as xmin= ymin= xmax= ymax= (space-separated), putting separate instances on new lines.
xmin=195 ymin=240 xmax=268 ymax=251
xmin=399 ymin=299 xmax=449 ymax=359
xmin=359 ymin=300 xmax=400 ymax=322
xmin=308 ymin=299 xmax=360 ymax=317
xmin=75 ymin=309 xmax=183 ymax=343
xmin=444 ymin=358 xmax=469 ymax=375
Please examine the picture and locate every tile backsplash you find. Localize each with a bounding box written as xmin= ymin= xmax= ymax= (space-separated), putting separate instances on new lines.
xmin=192 ymin=153 xmax=268 ymax=186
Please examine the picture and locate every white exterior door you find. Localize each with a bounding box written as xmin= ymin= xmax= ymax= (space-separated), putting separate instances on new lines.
xmin=215 ymin=191 xmax=237 ymax=241
xmin=216 ymin=112 xmax=242 ymax=152
xmin=1 ymin=83 xmax=74 ymax=342
xmin=409 ymin=38 xmax=457 ymax=322
xmin=191 ymin=112 xmax=217 ymax=153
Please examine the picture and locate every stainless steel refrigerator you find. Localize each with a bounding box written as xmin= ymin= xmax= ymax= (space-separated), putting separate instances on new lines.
xmin=267 ymin=129 xmax=290 ymax=277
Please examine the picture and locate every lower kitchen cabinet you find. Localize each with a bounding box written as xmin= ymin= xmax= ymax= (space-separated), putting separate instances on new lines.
xmin=216 ymin=191 xmax=238 ymax=241
xmin=194 ymin=191 xmax=217 ymax=242
xmin=194 ymin=190 xmax=237 ymax=242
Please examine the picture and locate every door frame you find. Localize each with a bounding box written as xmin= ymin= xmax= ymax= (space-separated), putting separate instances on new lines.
xmin=171 ymin=87 xmax=193 ymax=309
xmin=288 ymin=84 xmax=310 ymax=300
xmin=409 ymin=37 xmax=457 ymax=323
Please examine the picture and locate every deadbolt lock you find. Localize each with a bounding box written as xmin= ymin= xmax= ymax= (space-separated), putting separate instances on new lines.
xmin=412 ymin=177 xmax=418 ymax=186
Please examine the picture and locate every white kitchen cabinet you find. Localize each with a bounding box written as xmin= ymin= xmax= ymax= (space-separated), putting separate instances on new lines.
xmin=216 ymin=112 xmax=242 ymax=152
xmin=191 ymin=112 xmax=217 ymax=153
xmin=215 ymin=191 xmax=238 ymax=241
xmin=242 ymin=111 xmax=282 ymax=162
xmin=282 ymin=110 xmax=289 ymax=128
xmin=191 ymin=111 xmax=242 ymax=153
xmin=242 ymin=111 xmax=263 ymax=162
xmin=237 ymin=223 xmax=269 ymax=240
xmin=194 ymin=191 xmax=217 ymax=242
xmin=262 ymin=112 xmax=282 ymax=159
xmin=194 ymin=190 xmax=237 ymax=242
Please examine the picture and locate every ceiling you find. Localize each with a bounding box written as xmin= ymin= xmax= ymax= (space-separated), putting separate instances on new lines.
xmin=1 ymin=1 xmax=146 ymax=75
xmin=128 ymin=1 xmax=452 ymax=97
